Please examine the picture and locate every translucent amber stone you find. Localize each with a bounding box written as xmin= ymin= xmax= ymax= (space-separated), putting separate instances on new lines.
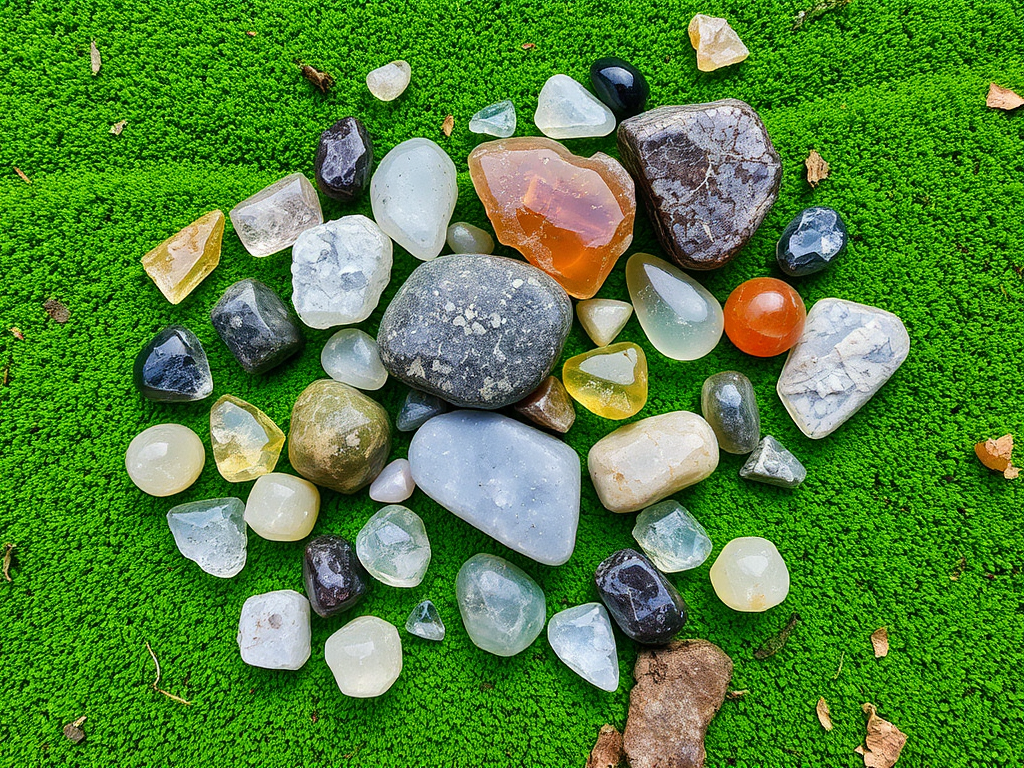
xmin=688 ymin=14 xmax=749 ymax=72
xmin=563 ymin=342 xmax=648 ymax=419
xmin=724 ymin=278 xmax=806 ymax=357
xmin=141 ymin=210 xmax=224 ymax=304
xmin=209 ymin=395 xmax=285 ymax=482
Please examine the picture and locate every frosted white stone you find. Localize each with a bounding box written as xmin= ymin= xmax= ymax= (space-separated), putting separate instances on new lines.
xmin=405 ymin=599 xmax=445 ymax=641
xmin=237 ymin=589 xmax=311 ymax=670
xmin=370 ymin=138 xmax=458 ymax=261
xmin=125 ymin=423 xmax=205 ymax=497
xmin=366 ymin=60 xmax=411 ymax=101
xmin=291 ymin=215 xmax=393 ymax=329
xmin=534 ymin=74 xmax=616 ymax=139
xmin=547 ymin=603 xmax=619 ymax=691
xmin=576 ymin=298 xmax=633 ymax=347
xmin=369 ymin=458 xmax=415 ymax=503
xmin=446 ymin=221 xmax=495 ymax=254
xmin=244 ymin=473 xmax=320 ymax=542
xmin=321 ymin=328 xmax=388 ymax=390
xmin=167 ymin=497 xmax=247 ymax=578
xmin=356 ymin=505 xmax=431 ymax=588
xmin=710 ymin=537 xmax=790 ymax=612
xmin=457 ymin=553 xmax=545 ymax=657
xmin=325 ymin=616 xmax=403 ymax=697
xmin=229 ymin=173 xmax=323 ymax=257
xmin=469 ymin=100 xmax=517 ymax=138
xmin=632 ymin=500 xmax=712 ymax=572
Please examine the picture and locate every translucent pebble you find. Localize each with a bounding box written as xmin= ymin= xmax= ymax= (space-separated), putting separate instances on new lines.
xmin=469 ymin=100 xmax=517 ymax=138
xmin=366 ymin=60 xmax=411 ymax=101
xmin=321 ymin=328 xmax=388 ymax=390
xmin=632 ymin=500 xmax=712 ymax=572
xmin=356 ymin=505 xmax=431 ymax=588
xmin=446 ymin=222 xmax=495 ymax=254
xmin=125 ymin=424 xmax=205 ymax=497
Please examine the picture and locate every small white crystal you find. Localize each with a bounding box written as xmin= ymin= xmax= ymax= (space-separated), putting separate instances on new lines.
xmin=167 ymin=497 xmax=247 ymax=578
xmin=366 ymin=60 xmax=411 ymax=101
xmin=321 ymin=328 xmax=388 ymax=390
xmin=469 ymin=100 xmax=517 ymax=138
xmin=356 ymin=505 xmax=431 ymax=588
xmin=229 ymin=172 xmax=323 ymax=257
xmin=325 ymin=615 xmax=403 ymax=697
xmin=369 ymin=458 xmax=415 ymax=503
xmin=710 ymin=537 xmax=790 ymax=612
xmin=405 ymin=599 xmax=445 ymax=641
xmin=237 ymin=589 xmax=311 ymax=670
xmin=547 ymin=603 xmax=619 ymax=691
xmin=534 ymin=74 xmax=616 ymax=139
xmin=632 ymin=500 xmax=712 ymax=572
xmin=576 ymin=298 xmax=633 ymax=347
xmin=456 ymin=553 xmax=546 ymax=657
xmin=446 ymin=221 xmax=495 ymax=254
xmin=244 ymin=473 xmax=320 ymax=542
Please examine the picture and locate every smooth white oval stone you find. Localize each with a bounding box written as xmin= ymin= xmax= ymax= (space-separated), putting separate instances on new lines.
xmin=237 ymin=589 xmax=311 ymax=670
xmin=446 ymin=221 xmax=495 ymax=254
xmin=167 ymin=497 xmax=247 ymax=578
xmin=368 ymin=458 xmax=415 ymax=503
xmin=321 ymin=328 xmax=388 ymax=390
xmin=547 ymin=603 xmax=619 ymax=691
xmin=244 ymin=472 xmax=320 ymax=541
xmin=632 ymin=500 xmax=712 ymax=572
xmin=457 ymin=553 xmax=545 ymax=657
xmin=534 ymin=74 xmax=616 ymax=139
xmin=469 ymin=99 xmax=517 ymax=138
xmin=409 ymin=410 xmax=581 ymax=566
xmin=125 ymin=423 xmax=205 ymax=497
xmin=356 ymin=505 xmax=431 ymax=588
xmin=710 ymin=537 xmax=790 ymax=612
xmin=576 ymin=298 xmax=633 ymax=347
xmin=325 ymin=615 xmax=403 ymax=697
xmin=366 ymin=60 xmax=411 ymax=101
xmin=371 ymin=138 xmax=458 ymax=261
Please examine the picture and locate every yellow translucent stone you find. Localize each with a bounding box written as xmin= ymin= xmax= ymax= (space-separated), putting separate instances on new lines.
xmin=562 ymin=342 xmax=648 ymax=420
xmin=688 ymin=14 xmax=750 ymax=72
xmin=210 ymin=395 xmax=285 ymax=482
xmin=142 ymin=210 xmax=224 ymax=304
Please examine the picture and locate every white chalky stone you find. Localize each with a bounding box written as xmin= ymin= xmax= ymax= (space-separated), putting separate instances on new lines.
xmin=710 ymin=537 xmax=790 ymax=612
xmin=547 ymin=603 xmax=619 ymax=691
xmin=368 ymin=459 xmax=415 ymax=503
xmin=576 ymin=298 xmax=633 ymax=347
xmin=166 ymin=497 xmax=247 ymax=578
xmin=534 ymin=74 xmax=616 ymax=139
xmin=244 ymin=473 xmax=320 ymax=542
xmin=125 ymin=423 xmax=205 ymax=497
xmin=229 ymin=172 xmax=323 ymax=257
xmin=366 ymin=60 xmax=411 ymax=101
xmin=356 ymin=505 xmax=431 ymax=588
xmin=321 ymin=328 xmax=388 ymax=390
xmin=456 ymin=553 xmax=546 ymax=657
xmin=237 ymin=589 xmax=311 ymax=670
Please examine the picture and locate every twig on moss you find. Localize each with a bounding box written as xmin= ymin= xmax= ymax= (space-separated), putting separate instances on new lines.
xmin=144 ymin=641 xmax=192 ymax=705
xmin=832 ymin=651 xmax=845 ymax=679
xmin=2 ymin=543 xmax=15 ymax=581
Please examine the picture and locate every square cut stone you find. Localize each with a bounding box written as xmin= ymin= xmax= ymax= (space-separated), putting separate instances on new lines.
xmin=229 ymin=173 xmax=323 ymax=257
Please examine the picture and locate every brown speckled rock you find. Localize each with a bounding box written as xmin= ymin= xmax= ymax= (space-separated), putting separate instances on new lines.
xmin=586 ymin=724 xmax=624 ymax=768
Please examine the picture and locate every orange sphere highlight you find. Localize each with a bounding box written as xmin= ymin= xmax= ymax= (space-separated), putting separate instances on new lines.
xmin=724 ymin=278 xmax=806 ymax=357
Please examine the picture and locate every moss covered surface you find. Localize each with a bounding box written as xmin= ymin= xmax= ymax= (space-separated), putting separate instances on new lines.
xmin=1 ymin=0 xmax=1022 ymax=765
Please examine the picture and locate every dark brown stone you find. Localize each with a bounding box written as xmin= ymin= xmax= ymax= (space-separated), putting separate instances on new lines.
xmin=513 ymin=376 xmax=576 ymax=433
xmin=617 ymin=100 xmax=781 ymax=270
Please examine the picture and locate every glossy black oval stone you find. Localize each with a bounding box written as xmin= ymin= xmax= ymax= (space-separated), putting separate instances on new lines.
xmin=776 ymin=206 xmax=848 ymax=277
xmin=302 ymin=535 xmax=369 ymax=618
xmin=595 ymin=548 xmax=687 ymax=645
xmin=590 ymin=57 xmax=649 ymax=118
xmin=210 ymin=278 xmax=303 ymax=374
xmin=314 ymin=117 xmax=374 ymax=201
xmin=133 ymin=325 xmax=213 ymax=402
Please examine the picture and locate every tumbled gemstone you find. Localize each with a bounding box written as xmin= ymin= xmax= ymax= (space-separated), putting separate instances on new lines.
xmin=468 ymin=137 xmax=635 ymax=299
xmin=739 ymin=435 xmax=806 ymax=488
xmin=314 ymin=117 xmax=374 ymax=201
xmin=126 ymin=424 xmax=205 ymax=497
xmin=326 ymin=616 xmax=403 ymax=697
xmin=632 ymin=501 xmax=712 ymax=573
xmin=626 ymin=253 xmax=723 ymax=360
xmin=368 ymin=458 xmax=415 ymax=503
xmin=229 ymin=173 xmax=323 ymax=257
xmin=724 ymin=278 xmax=806 ymax=357
xmin=142 ymin=210 xmax=224 ymax=305
xmin=589 ymin=57 xmax=649 ymax=118
xmin=446 ymin=221 xmax=495 ymax=254
xmin=576 ymin=298 xmax=633 ymax=347
xmin=303 ymin=535 xmax=369 ymax=618
xmin=237 ymin=589 xmax=311 ymax=670
xmin=210 ymin=278 xmax=304 ymax=375
xmin=688 ymin=14 xmax=750 ymax=72
xmin=709 ymin=537 xmax=790 ymax=612
xmin=595 ymin=548 xmax=687 ymax=645
xmin=405 ymin=599 xmax=445 ymax=641
xmin=777 ymin=207 xmax=848 ymax=277
xmin=396 ymin=389 xmax=448 ymax=432
xmin=469 ymin=99 xmax=517 ymax=138
xmin=166 ymin=497 xmax=247 ymax=578
xmin=563 ymin=342 xmax=648 ymax=420
xmin=321 ymin=329 xmax=388 ymax=390
xmin=209 ymin=394 xmax=285 ymax=482
xmin=700 ymin=371 xmax=760 ymax=454
xmin=356 ymin=505 xmax=431 ymax=588
xmin=547 ymin=603 xmax=619 ymax=691
xmin=133 ymin=325 xmax=213 ymax=402
xmin=243 ymin=472 xmax=320 ymax=542
xmin=366 ymin=60 xmax=410 ymax=101
xmin=457 ymin=553 xmax=546 ymax=657
xmin=513 ymin=376 xmax=576 ymax=433
xmin=534 ymin=74 xmax=616 ymax=139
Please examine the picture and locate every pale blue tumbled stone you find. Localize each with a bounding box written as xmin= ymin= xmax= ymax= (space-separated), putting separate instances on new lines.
xmin=457 ymin=553 xmax=545 ymax=657
xmin=167 ymin=497 xmax=247 ymax=578
xmin=469 ymin=100 xmax=517 ymax=138
xmin=632 ymin=500 xmax=712 ymax=573
xmin=547 ymin=603 xmax=619 ymax=691
xmin=405 ymin=599 xmax=445 ymax=641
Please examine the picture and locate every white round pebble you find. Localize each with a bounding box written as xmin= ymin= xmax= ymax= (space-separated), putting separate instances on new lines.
xmin=709 ymin=536 xmax=790 ymax=612
xmin=321 ymin=328 xmax=388 ymax=390
xmin=125 ymin=423 xmax=205 ymax=497
xmin=366 ymin=60 xmax=411 ymax=101
xmin=325 ymin=615 xmax=403 ymax=697
xmin=244 ymin=473 xmax=320 ymax=542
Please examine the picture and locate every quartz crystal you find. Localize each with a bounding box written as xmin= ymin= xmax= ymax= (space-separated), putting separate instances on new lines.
xmin=618 ymin=102 xmax=780 ymax=270
xmin=456 ymin=553 xmax=546 ymax=657
xmin=409 ymin=410 xmax=581 ymax=566
xmin=366 ymin=60 xmax=411 ymax=101
xmin=563 ymin=342 xmax=648 ymax=420
xmin=291 ymin=215 xmax=393 ymax=329
xmin=133 ymin=325 xmax=213 ymax=402
xmin=368 ymin=458 xmax=415 ymax=503
xmin=446 ymin=221 xmax=495 ymax=254
xmin=237 ymin=590 xmax=311 ymax=670
xmin=287 ymin=379 xmax=391 ymax=494
xmin=739 ymin=435 xmax=806 ymax=488
xmin=321 ymin=329 xmax=388 ymax=390
xmin=513 ymin=376 xmax=576 ymax=433
xmin=534 ymin=74 xmax=616 ymax=139
xmin=126 ymin=424 xmax=205 ymax=497
xmin=777 ymin=298 xmax=910 ymax=439
xmin=469 ymin=99 xmax=517 ymax=138
xmin=303 ymin=535 xmax=369 ymax=618
xmin=547 ymin=603 xmax=619 ymax=691
xmin=590 ymin=57 xmax=649 ymax=118
xmin=229 ymin=173 xmax=323 ymax=257
xmin=142 ymin=210 xmax=224 ymax=304
xmin=314 ymin=117 xmax=374 ymax=201
xmin=688 ymin=14 xmax=750 ymax=72
xmin=166 ymin=497 xmax=247 ymax=578
xmin=406 ymin=600 xmax=445 ymax=641
xmin=632 ymin=501 xmax=712 ymax=573
xmin=370 ymin=138 xmax=457 ymax=261
xmin=468 ymin=138 xmax=635 ymax=299
xmin=209 ymin=394 xmax=285 ymax=482
xmin=243 ymin=472 xmax=320 ymax=542
xmin=595 ymin=549 xmax=687 ymax=645
xmin=709 ymin=537 xmax=789 ymax=612
xmin=576 ymin=298 xmax=633 ymax=347
xmin=356 ymin=505 xmax=431 ymax=588
xmin=396 ymin=389 xmax=448 ymax=432
xmin=700 ymin=371 xmax=760 ymax=454
xmin=326 ymin=616 xmax=403 ymax=697
xmin=724 ymin=278 xmax=806 ymax=357
xmin=211 ymin=279 xmax=304 ymax=374
xmin=776 ymin=206 xmax=848 ymax=277
xmin=588 ymin=411 xmax=719 ymax=513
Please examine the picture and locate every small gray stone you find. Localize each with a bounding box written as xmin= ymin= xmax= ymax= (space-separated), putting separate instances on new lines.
xmin=396 ymin=388 xmax=448 ymax=432
xmin=739 ymin=435 xmax=806 ymax=488
xmin=406 ymin=600 xmax=445 ymax=641
xmin=210 ymin=279 xmax=303 ymax=374
xmin=700 ymin=371 xmax=760 ymax=454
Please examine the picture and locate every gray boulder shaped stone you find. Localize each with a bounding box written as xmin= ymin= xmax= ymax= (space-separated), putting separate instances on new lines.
xmin=739 ymin=435 xmax=806 ymax=488
xmin=211 ymin=278 xmax=303 ymax=374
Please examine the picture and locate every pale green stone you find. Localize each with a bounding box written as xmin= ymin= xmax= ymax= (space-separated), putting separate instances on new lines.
xmin=632 ymin=500 xmax=712 ymax=572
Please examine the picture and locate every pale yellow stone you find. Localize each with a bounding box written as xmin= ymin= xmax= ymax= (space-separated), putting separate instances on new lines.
xmin=210 ymin=395 xmax=285 ymax=482
xmin=125 ymin=424 xmax=205 ymax=497
xmin=244 ymin=473 xmax=320 ymax=542
xmin=576 ymin=298 xmax=633 ymax=347
xmin=710 ymin=537 xmax=790 ymax=612
xmin=562 ymin=342 xmax=648 ymax=420
xmin=688 ymin=14 xmax=750 ymax=72
xmin=142 ymin=210 xmax=224 ymax=304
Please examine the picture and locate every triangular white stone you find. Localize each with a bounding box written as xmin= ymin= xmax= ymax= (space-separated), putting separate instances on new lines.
xmin=547 ymin=603 xmax=619 ymax=691
xmin=469 ymin=100 xmax=517 ymax=138
xmin=576 ymin=298 xmax=633 ymax=346
xmin=534 ymin=75 xmax=616 ymax=139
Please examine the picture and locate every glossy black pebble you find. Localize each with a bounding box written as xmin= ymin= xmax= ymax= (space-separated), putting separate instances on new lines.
xmin=314 ymin=117 xmax=374 ymax=201
xmin=590 ymin=57 xmax=649 ymax=118
xmin=210 ymin=278 xmax=303 ymax=374
xmin=133 ymin=325 xmax=213 ymax=402
xmin=595 ymin=548 xmax=687 ymax=645
xmin=776 ymin=206 xmax=848 ymax=277
xmin=303 ymin=535 xmax=370 ymax=618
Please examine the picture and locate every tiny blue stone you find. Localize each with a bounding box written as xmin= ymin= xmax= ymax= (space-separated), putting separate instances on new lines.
xmin=776 ymin=206 xmax=848 ymax=277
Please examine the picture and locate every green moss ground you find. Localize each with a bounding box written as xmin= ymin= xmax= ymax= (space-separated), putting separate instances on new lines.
xmin=1 ymin=0 xmax=1022 ymax=765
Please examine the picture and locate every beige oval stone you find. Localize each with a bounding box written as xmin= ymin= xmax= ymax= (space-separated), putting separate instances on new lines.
xmin=244 ymin=473 xmax=320 ymax=541
xmin=587 ymin=411 xmax=718 ymax=513
xmin=125 ymin=423 xmax=205 ymax=497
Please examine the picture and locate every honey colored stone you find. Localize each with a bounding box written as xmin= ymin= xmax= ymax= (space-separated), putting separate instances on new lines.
xmin=576 ymin=298 xmax=633 ymax=347
xmin=244 ymin=473 xmax=320 ymax=542
xmin=468 ymin=137 xmax=635 ymax=299
xmin=514 ymin=376 xmax=576 ymax=433
xmin=141 ymin=210 xmax=224 ymax=304
xmin=688 ymin=14 xmax=750 ymax=72
xmin=209 ymin=395 xmax=285 ymax=482
xmin=563 ymin=342 xmax=648 ymax=420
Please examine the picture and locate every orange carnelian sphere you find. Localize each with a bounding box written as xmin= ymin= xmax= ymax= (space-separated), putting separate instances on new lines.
xmin=723 ymin=278 xmax=806 ymax=357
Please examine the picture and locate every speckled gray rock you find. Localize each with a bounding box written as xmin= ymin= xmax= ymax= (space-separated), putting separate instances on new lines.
xmin=377 ymin=254 xmax=573 ymax=409
xmin=739 ymin=435 xmax=806 ymax=488
xmin=617 ymin=101 xmax=781 ymax=270
xmin=211 ymin=279 xmax=303 ymax=374
xmin=701 ymin=371 xmax=760 ymax=454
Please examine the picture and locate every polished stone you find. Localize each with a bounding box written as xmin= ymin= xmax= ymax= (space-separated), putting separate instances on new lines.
xmin=303 ymin=535 xmax=369 ymax=618
xmin=534 ymin=74 xmax=616 ymax=139
xmin=321 ymin=329 xmax=388 ymax=390
xmin=134 ymin=325 xmax=213 ymax=402
xmin=777 ymin=206 xmax=848 ymax=277
xmin=325 ymin=616 xmax=402 ymax=697
xmin=368 ymin=458 xmax=415 ymax=503
xmin=142 ymin=210 xmax=224 ymax=304
xmin=166 ymin=497 xmax=247 ymax=578
xmin=446 ymin=221 xmax=495 ymax=254
xmin=595 ymin=548 xmax=687 ymax=645
xmin=237 ymin=590 xmax=311 ymax=670
xmin=243 ymin=472 xmax=320 ymax=542
xmin=457 ymin=553 xmax=546 ymax=657
xmin=210 ymin=394 xmax=285 ymax=482
xmin=229 ymin=173 xmax=323 ymax=257
xmin=405 ymin=599 xmax=445 ymax=641
xmin=356 ymin=505 xmax=431 ymax=588
xmin=366 ymin=60 xmax=411 ymax=101
xmin=126 ymin=424 xmax=205 ymax=497
xmin=547 ymin=603 xmax=619 ymax=691
xmin=590 ymin=57 xmax=649 ymax=118
xmin=211 ymin=278 xmax=303 ymax=375
xmin=724 ymin=278 xmax=806 ymax=357
xmin=396 ymin=389 xmax=448 ymax=432
xmin=709 ymin=537 xmax=790 ymax=612
xmin=576 ymin=298 xmax=633 ymax=347
xmin=739 ymin=435 xmax=806 ymax=488
xmin=563 ymin=342 xmax=648 ymax=420
xmin=700 ymin=371 xmax=760 ymax=454
xmin=688 ymin=14 xmax=750 ymax=71
xmin=469 ymin=99 xmax=517 ymax=138
xmin=513 ymin=376 xmax=576 ymax=433
xmin=632 ymin=501 xmax=712 ymax=573
xmin=314 ymin=117 xmax=374 ymax=201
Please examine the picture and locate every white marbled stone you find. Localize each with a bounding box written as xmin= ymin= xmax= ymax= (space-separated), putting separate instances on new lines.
xmin=457 ymin=553 xmax=545 ymax=657
xmin=167 ymin=497 xmax=247 ymax=578
xmin=356 ymin=505 xmax=431 ymax=588
xmin=237 ymin=589 xmax=311 ymax=670
xmin=125 ymin=423 xmax=205 ymax=497
xmin=534 ymin=74 xmax=616 ymax=139
xmin=368 ymin=458 xmax=415 ymax=503
xmin=469 ymin=100 xmax=517 ymax=138
xmin=405 ymin=599 xmax=445 ymax=641
xmin=547 ymin=603 xmax=619 ymax=692
xmin=575 ymin=298 xmax=633 ymax=347
xmin=321 ymin=328 xmax=388 ymax=390
xmin=325 ymin=616 xmax=403 ymax=697
xmin=710 ymin=537 xmax=790 ymax=612
xmin=446 ymin=221 xmax=495 ymax=254
xmin=632 ymin=500 xmax=712 ymax=573
xmin=229 ymin=173 xmax=323 ymax=257
xmin=739 ymin=435 xmax=806 ymax=488
xmin=366 ymin=60 xmax=411 ymax=101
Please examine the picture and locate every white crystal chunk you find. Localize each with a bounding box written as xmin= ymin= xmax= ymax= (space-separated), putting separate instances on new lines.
xmin=446 ymin=221 xmax=495 ymax=254
xmin=167 ymin=497 xmax=247 ymax=578
xmin=369 ymin=458 xmax=415 ymax=503
xmin=576 ymin=298 xmax=633 ymax=347
xmin=534 ymin=74 xmax=616 ymax=139
xmin=237 ymin=589 xmax=311 ymax=670
xmin=456 ymin=553 xmax=546 ymax=657
xmin=547 ymin=603 xmax=619 ymax=691
xmin=356 ymin=505 xmax=431 ymax=588
xmin=632 ymin=500 xmax=712 ymax=572
xmin=405 ymin=599 xmax=445 ymax=641
xmin=469 ymin=100 xmax=517 ymax=138
xmin=229 ymin=173 xmax=323 ymax=257
xmin=325 ymin=615 xmax=403 ymax=697
xmin=366 ymin=60 xmax=411 ymax=101
xmin=321 ymin=328 xmax=388 ymax=390
xmin=709 ymin=537 xmax=790 ymax=612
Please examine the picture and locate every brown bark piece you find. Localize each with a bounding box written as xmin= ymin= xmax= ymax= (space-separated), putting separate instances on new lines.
xmin=43 ymin=300 xmax=70 ymax=323
xmin=14 ymin=166 xmax=31 ymax=184
xmin=586 ymin=724 xmax=624 ymax=768
xmin=975 ymin=435 xmax=1019 ymax=479
xmin=90 ymin=40 xmax=101 ymax=75
xmin=441 ymin=114 xmax=455 ymax=137
xmin=816 ymin=697 xmax=833 ymax=731
xmin=299 ymin=63 xmax=335 ymax=94
xmin=855 ymin=703 xmax=907 ymax=767
xmin=63 ymin=716 xmax=86 ymax=744
xmin=806 ymin=150 xmax=830 ymax=187
xmin=521 ymin=42 xmax=535 ymax=50
xmin=986 ymin=83 xmax=1024 ymax=111
xmin=624 ymin=639 xmax=733 ymax=768
xmin=871 ymin=627 xmax=889 ymax=658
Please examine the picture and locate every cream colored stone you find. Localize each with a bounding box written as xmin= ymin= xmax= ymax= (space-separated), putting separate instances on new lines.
xmin=125 ymin=424 xmax=205 ymax=497
xmin=709 ymin=537 xmax=790 ymax=612
xmin=688 ymin=14 xmax=750 ymax=72
xmin=325 ymin=615 xmax=403 ymax=697
xmin=576 ymin=298 xmax=633 ymax=347
xmin=244 ymin=473 xmax=320 ymax=541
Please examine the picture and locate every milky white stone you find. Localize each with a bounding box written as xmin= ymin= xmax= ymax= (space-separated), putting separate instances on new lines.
xmin=534 ymin=74 xmax=616 ymax=139
xmin=326 ymin=615 xmax=403 ymax=697
xmin=291 ymin=215 xmax=393 ymax=329
xmin=321 ymin=328 xmax=388 ymax=390
xmin=777 ymin=298 xmax=910 ymax=439
xmin=547 ymin=603 xmax=619 ymax=691
xmin=368 ymin=458 xmax=415 ymax=503
xmin=710 ymin=537 xmax=790 ymax=612
xmin=229 ymin=173 xmax=323 ymax=257
xmin=457 ymin=553 xmax=545 ymax=657
xmin=244 ymin=473 xmax=320 ymax=542
xmin=237 ymin=589 xmax=311 ymax=670
xmin=576 ymin=298 xmax=633 ymax=347
xmin=405 ymin=599 xmax=445 ymax=641
xmin=167 ymin=497 xmax=247 ymax=578
xmin=469 ymin=100 xmax=517 ymax=138
xmin=366 ymin=60 xmax=411 ymax=101
xmin=356 ymin=505 xmax=431 ymax=588
xmin=632 ymin=500 xmax=712 ymax=573
xmin=370 ymin=138 xmax=458 ymax=261
xmin=446 ymin=222 xmax=495 ymax=254
xmin=125 ymin=424 xmax=205 ymax=497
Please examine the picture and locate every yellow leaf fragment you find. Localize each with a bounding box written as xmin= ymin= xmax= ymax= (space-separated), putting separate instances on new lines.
xmin=110 ymin=120 xmax=127 ymax=136
xmin=871 ymin=626 xmax=889 ymax=658
xmin=442 ymin=114 xmax=454 ymax=137
xmin=816 ymin=697 xmax=833 ymax=731
xmin=806 ymin=150 xmax=830 ymax=187
xmin=90 ymin=40 xmax=101 ymax=75
xmin=975 ymin=434 xmax=1019 ymax=479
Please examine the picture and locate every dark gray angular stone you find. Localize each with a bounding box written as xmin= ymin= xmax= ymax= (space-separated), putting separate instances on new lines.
xmin=595 ymin=548 xmax=687 ymax=645
xmin=377 ymin=254 xmax=573 ymax=409
xmin=314 ymin=117 xmax=374 ymax=201
xmin=302 ymin=535 xmax=369 ymax=618
xmin=739 ymin=435 xmax=806 ymax=488
xmin=210 ymin=278 xmax=303 ymax=374
xmin=617 ymin=100 xmax=782 ymax=270
xmin=396 ymin=388 xmax=449 ymax=432
xmin=133 ymin=325 xmax=213 ymax=402
xmin=700 ymin=371 xmax=760 ymax=454
xmin=777 ymin=206 xmax=848 ymax=277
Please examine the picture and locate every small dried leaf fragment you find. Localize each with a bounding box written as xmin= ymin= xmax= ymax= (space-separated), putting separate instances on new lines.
xmin=586 ymin=724 xmax=624 ymax=768
xmin=871 ymin=627 xmax=889 ymax=658
xmin=975 ymin=434 xmax=1019 ymax=479
xmin=521 ymin=42 xmax=535 ymax=50
xmin=90 ymin=40 xmax=101 ymax=75
xmin=441 ymin=114 xmax=455 ymax=137
xmin=110 ymin=120 xmax=127 ymax=136
xmin=298 ymin=63 xmax=335 ymax=94
xmin=14 ymin=166 xmax=31 ymax=184
xmin=855 ymin=703 xmax=907 ymax=768
xmin=793 ymin=0 xmax=851 ymax=30
xmin=806 ymin=150 xmax=830 ymax=187
xmin=2 ymin=543 xmax=15 ymax=581
xmin=986 ymin=83 xmax=1024 ymax=111
xmin=43 ymin=299 xmax=70 ymax=324
xmin=816 ymin=697 xmax=833 ymax=731
xmin=63 ymin=716 xmax=86 ymax=744
xmin=10 ymin=327 xmax=24 ymax=340
xmin=725 ymin=689 xmax=749 ymax=700
xmin=245 ymin=30 xmax=257 ymax=37
xmin=754 ymin=612 xmax=801 ymax=659
xmin=950 ymin=556 xmax=967 ymax=581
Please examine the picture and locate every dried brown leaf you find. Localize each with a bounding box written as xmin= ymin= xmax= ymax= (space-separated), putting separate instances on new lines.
xmin=986 ymin=83 xmax=1024 ymax=111
xmin=13 ymin=166 xmax=31 ymax=184
xmin=871 ymin=627 xmax=889 ymax=658
xmin=754 ymin=612 xmax=801 ymax=659
xmin=245 ymin=30 xmax=257 ymax=37
xmin=586 ymin=724 xmax=624 ymax=768
xmin=855 ymin=703 xmax=907 ymax=768
xmin=441 ymin=114 xmax=455 ymax=137
xmin=10 ymin=327 xmax=24 ymax=340
xmin=90 ymin=40 xmax=101 ymax=75
xmin=298 ymin=63 xmax=335 ymax=94
xmin=521 ymin=42 xmax=535 ymax=50
xmin=63 ymin=716 xmax=86 ymax=744
xmin=975 ymin=434 xmax=1019 ymax=479
xmin=2 ymin=543 xmax=15 ymax=582
xmin=806 ymin=150 xmax=830 ymax=187
xmin=110 ymin=120 xmax=127 ymax=136
xmin=950 ymin=556 xmax=967 ymax=581
xmin=43 ymin=299 xmax=70 ymax=324
xmin=725 ymin=689 xmax=749 ymax=700
xmin=2 ymin=364 xmax=9 ymax=386
xmin=816 ymin=697 xmax=833 ymax=731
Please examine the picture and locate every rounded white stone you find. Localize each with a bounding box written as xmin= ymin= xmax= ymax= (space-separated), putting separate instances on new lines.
xmin=368 ymin=458 xmax=415 ymax=503
xmin=576 ymin=298 xmax=633 ymax=347
xmin=244 ymin=473 xmax=320 ymax=542
xmin=534 ymin=74 xmax=616 ymax=139
xmin=710 ymin=536 xmax=790 ymax=612
xmin=237 ymin=589 xmax=311 ymax=670
xmin=321 ymin=328 xmax=388 ymax=390
xmin=325 ymin=615 xmax=403 ymax=697
xmin=456 ymin=553 xmax=545 ymax=657
xmin=547 ymin=603 xmax=619 ymax=691
xmin=632 ymin=500 xmax=712 ymax=572
xmin=356 ymin=505 xmax=431 ymax=587
xmin=366 ymin=60 xmax=411 ymax=101
xmin=446 ymin=222 xmax=495 ymax=254
xmin=125 ymin=423 xmax=205 ymax=497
